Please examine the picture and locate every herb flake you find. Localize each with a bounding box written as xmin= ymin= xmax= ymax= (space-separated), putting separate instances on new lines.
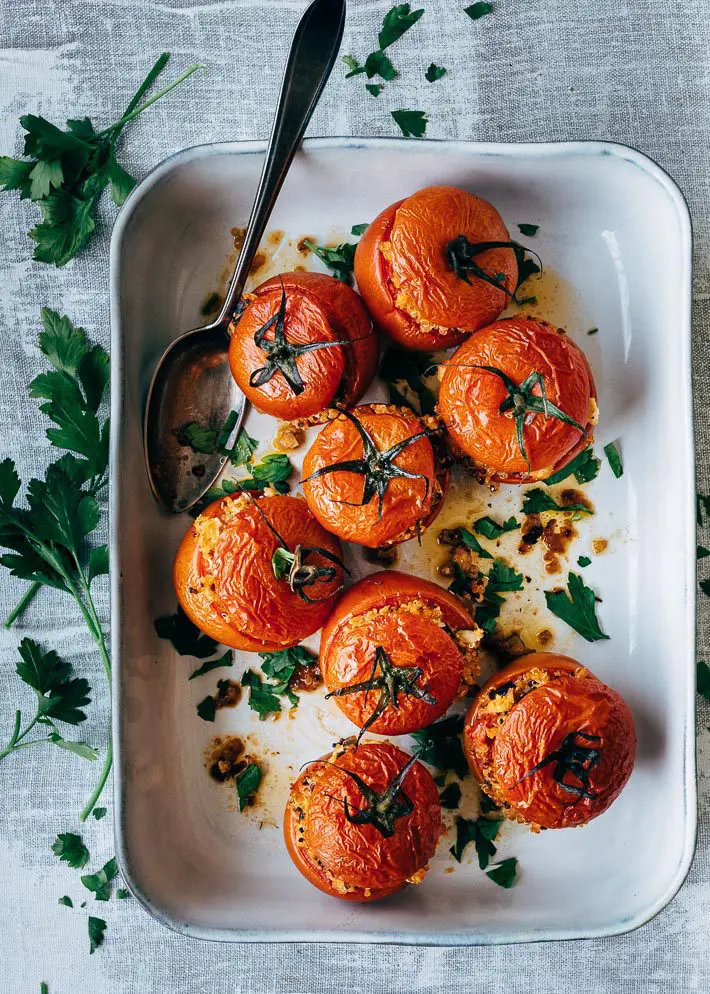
xmin=604 ymin=441 xmax=623 ymax=478
xmin=236 ymin=762 xmax=262 ymax=811
xmin=52 ymin=832 xmax=89 ymax=868
xmin=391 ymin=109 xmax=428 ymax=138
xmin=545 ymin=572 xmax=609 ymax=642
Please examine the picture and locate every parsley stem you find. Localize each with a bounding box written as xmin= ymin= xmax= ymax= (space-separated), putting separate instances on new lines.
xmin=3 ymin=580 xmax=40 ymax=629
xmin=80 ymin=739 xmax=112 ymax=822
xmin=97 ymin=62 xmax=204 ymax=138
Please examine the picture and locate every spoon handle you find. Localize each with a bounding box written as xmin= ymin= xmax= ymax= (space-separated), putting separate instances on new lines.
xmin=217 ymin=0 xmax=346 ymax=325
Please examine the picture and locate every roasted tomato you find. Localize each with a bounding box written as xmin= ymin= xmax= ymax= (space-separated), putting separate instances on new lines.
xmin=353 ymin=185 xmax=518 ymax=350
xmin=174 ymin=492 xmax=344 ymax=651
xmin=463 ymin=652 xmax=636 ymax=830
xmin=320 ymin=571 xmax=482 ymax=736
xmin=301 ymin=404 xmax=447 ymax=548
xmin=284 ymin=739 xmax=443 ymax=901
xmin=439 ymin=316 xmax=597 ymax=484
xmin=228 ymin=272 xmax=378 ymax=419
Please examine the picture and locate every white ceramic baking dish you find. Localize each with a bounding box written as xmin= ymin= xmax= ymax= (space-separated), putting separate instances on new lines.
xmin=110 ymin=137 xmax=695 ymax=944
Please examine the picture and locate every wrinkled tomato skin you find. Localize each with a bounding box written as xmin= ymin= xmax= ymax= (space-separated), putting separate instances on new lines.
xmin=173 ymin=493 xmax=344 ymax=651
xmin=464 ymin=653 xmax=636 ymax=829
xmin=302 ymin=405 xmax=443 ymax=548
xmin=284 ymin=742 xmax=443 ymax=900
xmin=354 ymin=186 xmax=518 ymax=350
xmin=321 ymin=572 xmax=474 ymax=735
xmin=439 ymin=317 xmax=597 ymax=483
xmin=228 ymin=272 xmax=378 ymax=419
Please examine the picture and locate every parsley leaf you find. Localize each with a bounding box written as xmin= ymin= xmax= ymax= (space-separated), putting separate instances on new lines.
xmin=391 ymin=109 xmax=428 ymax=138
xmin=242 ymin=453 xmax=292 ymax=492
xmin=439 ymin=782 xmax=462 ymax=809
xmin=364 ymin=50 xmax=397 ymax=81
xmin=450 ymin=815 xmax=500 ymax=866
xmin=425 ymin=63 xmax=447 ymax=82
xmin=379 ymin=4 xmax=424 ymax=48
xmin=697 ymin=661 xmax=710 ymax=701
xmin=517 ymin=223 xmax=539 ymax=236
xmin=52 ymin=832 xmax=89 ymax=868
xmin=1 ymin=55 xmax=201 ymax=265
xmin=366 ymin=83 xmax=384 ymax=97
xmin=587 ymin=327 xmax=599 ymax=336
xmin=88 ymin=915 xmax=107 ymax=954
xmin=342 ymin=55 xmax=366 ymax=77
xmin=604 ymin=441 xmax=623 ymax=478
xmin=465 ymin=2 xmax=492 ymax=19
xmin=698 ymin=546 xmax=710 ymax=560
xmin=522 ymin=488 xmax=592 ymax=516
xmin=474 ymin=516 xmax=519 ymax=540
xmin=155 ymin=606 xmax=218 ymax=658
xmin=351 ymin=223 xmax=369 ymax=236
xmin=577 ymin=555 xmax=592 ymax=567
xmin=303 ymin=239 xmax=356 ymax=284
xmin=411 ymin=714 xmax=468 ymax=778
xmin=379 ymin=347 xmax=438 ymax=415
xmin=700 ymin=579 xmax=710 ymax=598
xmin=475 ymin=559 xmax=524 ymax=634
xmin=241 ymin=669 xmax=283 ymax=719
xmin=544 ymin=446 xmax=600 ymax=486
xmin=81 ymin=857 xmax=118 ymax=901
xmin=117 ymin=888 xmax=130 ymax=899
xmin=460 ymin=527 xmax=493 ymax=559
xmin=58 ymin=895 xmax=73 ymax=907
xmin=177 ymin=415 xmax=257 ymax=468
xmin=545 ymin=572 xmax=609 ymax=642
xmin=486 ymin=856 xmax=518 ymax=888
xmin=92 ymin=807 xmax=107 ymax=820
xmin=236 ymin=762 xmax=262 ymax=811
xmin=196 ymin=696 xmax=217 ymax=722
xmin=189 ymin=650 xmax=233 ymax=681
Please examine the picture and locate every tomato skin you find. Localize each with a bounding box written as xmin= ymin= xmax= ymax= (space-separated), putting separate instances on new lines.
xmin=320 ymin=572 xmax=476 ymax=735
xmin=284 ymin=741 xmax=443 ymax=900
xmin=439 ymin=317 xmax=597 ymax=483
xmin=228 ymin=271 xmax=378 ymax=419
xmin=354 ymin=186 xmax=517 ymax=350
xmin=464 ymin=653 xmax=636 ymax=829
xmin=302 ymin=405 xmax=445 ymax=548
xmin=173 ymin=493 xmax=344 ymax=651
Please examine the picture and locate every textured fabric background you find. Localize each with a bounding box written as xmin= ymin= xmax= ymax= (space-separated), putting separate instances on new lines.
xmin=0 ymin=0 xmax=708 ymax=991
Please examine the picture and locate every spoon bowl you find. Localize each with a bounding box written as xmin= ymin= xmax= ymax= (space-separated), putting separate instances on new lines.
xmin=143 ymin=0 xmax=346 ymax=512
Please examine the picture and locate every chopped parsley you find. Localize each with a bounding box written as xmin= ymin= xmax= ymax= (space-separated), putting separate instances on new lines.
xmin=517 ymin=223 xmax=539 ymax=236
xmin=81 ymin=857 xmax=118 ymax=901
xmin=697 ymin=661 xmax=710 ymax=701
xmin=177 ymin=414 xmax=257 ymax=468
xmin=379 ymin=3 xmax=425 ymax=47
xmin=154 ymin=606 xmax=218 ymax=658
xmin=439 ymin=782 xmax=462 ymax=809
xmin=391 ymin=109 xmax=428 ymax=138
xmin=52 ymin=832 xmax=89 ymax=869
xmin=522 ymin=488 xmax=592 ymax=516
xmin=117 ymin=888 xmax=130 ymax=899
xmin=236 ymin=763 xmax=262 ymax=811
xmin=351 ymin=223 xmax=369 ymax=236
xmin=450 ymin=815 xmax=499 ymax=866
xmin=486 ymin=856 xmax=518 ymax=888
xmin=196 ymin=695 xmax=217 ymax=722
xmin=411 ymin=714 xmax=468 ymax=778
xmin=604 ymin=441 xmax=623 ymax=478
xmin=242 ymin=646 xmax=316 ymax=718
xmin=88 ymin=915 xmax=106 ymax=954
xmin=303 ymin=239 xmax=356 ymax=283
xmin=475 ymin=559 xmax=524 ymax=634
xmin=58 ymin=895 xmax=73 ymax=907
xmin=92 ymin=807 xmax=107 ymax=820
xmin=545 ymin=572 xmax=609 ymax=642
xmin=379 ymin=347 xmax=438 ymax=415
xmin=700 ymin=579 xmax=710 ymax=598
xmin=464 ymin=2 xmax=492 ymax=20
xmin=425 ymin=63 xmax=447 ymax=82
xmin=188 ymin=650 xmax=233 ymax=681
xmin=544 ymin=446 xmax=600 ymax=486
xmin=698 ymin=546 xmax=710 ymax=560
xmin=241 ymin=670 xmax=283 ymax=718
xmin=587 ymin=327 xmax=599 ymax=336
xmin=474 ymin=515 xmax=519 ymax=540
xmin=366 ymin=83 xmax=384 ymax=97
xmin=343 ymin=4 xmax=423 ymax=94
xmin=577 ymin=555 xmax=592 ymax=568
xmin=460 ymin=527 xmax=493 ymax=559
xmin=0 ymin=54 xmax=200 ymax=265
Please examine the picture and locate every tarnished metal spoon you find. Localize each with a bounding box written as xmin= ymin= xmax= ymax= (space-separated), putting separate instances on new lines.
xmin=144 ymin=0 xmax=346 ymax=513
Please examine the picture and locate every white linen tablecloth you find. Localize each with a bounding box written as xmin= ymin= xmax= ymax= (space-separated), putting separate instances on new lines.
xmin=0 ymin=0 xmax=708 ymax=990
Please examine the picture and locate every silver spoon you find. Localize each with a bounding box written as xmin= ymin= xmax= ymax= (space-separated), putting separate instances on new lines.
xmin=144 ymin=0 xmax=346 ymax=513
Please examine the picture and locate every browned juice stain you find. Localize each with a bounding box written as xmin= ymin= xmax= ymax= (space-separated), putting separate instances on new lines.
xmin=592 ymin=538 xmax=609 ymax=554
xmin=215 ymin=679 xmax=241 ymax=709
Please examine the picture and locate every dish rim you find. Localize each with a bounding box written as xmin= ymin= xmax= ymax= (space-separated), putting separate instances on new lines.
xmin=109 ymin=135 xmax=696 ymax=945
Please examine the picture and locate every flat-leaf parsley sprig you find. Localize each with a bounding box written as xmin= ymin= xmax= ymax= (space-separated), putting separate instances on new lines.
xmin=0 ymin=53 xmax=202 ymax=266
xmin=0 ymin=309 xmax=111 ymax=820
